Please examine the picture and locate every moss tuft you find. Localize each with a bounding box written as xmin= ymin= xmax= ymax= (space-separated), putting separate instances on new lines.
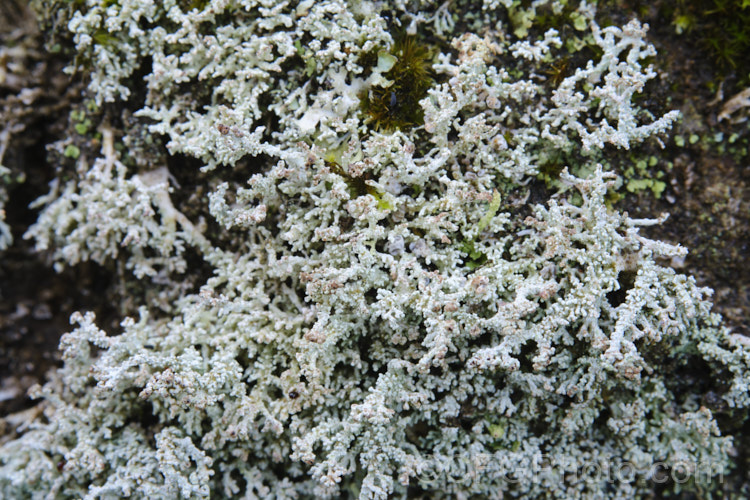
xmin=360 ymin=35 xmax=434 ymax=132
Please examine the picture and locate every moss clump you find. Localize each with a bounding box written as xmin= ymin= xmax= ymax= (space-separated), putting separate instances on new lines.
xmin=360 ymin=36 xmax=434 ymax=131
xmin=670 ymin=0 xmax=750 ymax=85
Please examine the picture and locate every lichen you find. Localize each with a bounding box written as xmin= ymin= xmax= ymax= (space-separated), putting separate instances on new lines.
xmin=1 ymin=1 xmax=748 ymax=499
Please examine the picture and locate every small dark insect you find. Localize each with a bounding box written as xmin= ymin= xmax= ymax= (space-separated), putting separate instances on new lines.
xmin=288 ymin=389 xmax=300 ymax=399
xmin=216 ymin=123 xmax=230 ymax=135
xmin=388 ymin=91 xmax=399 ymax=116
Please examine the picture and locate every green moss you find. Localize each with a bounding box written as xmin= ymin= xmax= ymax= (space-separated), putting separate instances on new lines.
xmin=360 ymin=35 xmax=434 ymax=132
xmin=543 ymin=57 xmax=571 ymax=87
xmin=670 ymin=0 xmax=750 ymax=86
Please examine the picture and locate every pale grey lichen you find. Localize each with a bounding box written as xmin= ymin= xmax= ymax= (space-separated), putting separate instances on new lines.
xmin=1 ymin=1 xmax=748 ymax=499
xmin=24 ymin=127 xmax=209 ymax=278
